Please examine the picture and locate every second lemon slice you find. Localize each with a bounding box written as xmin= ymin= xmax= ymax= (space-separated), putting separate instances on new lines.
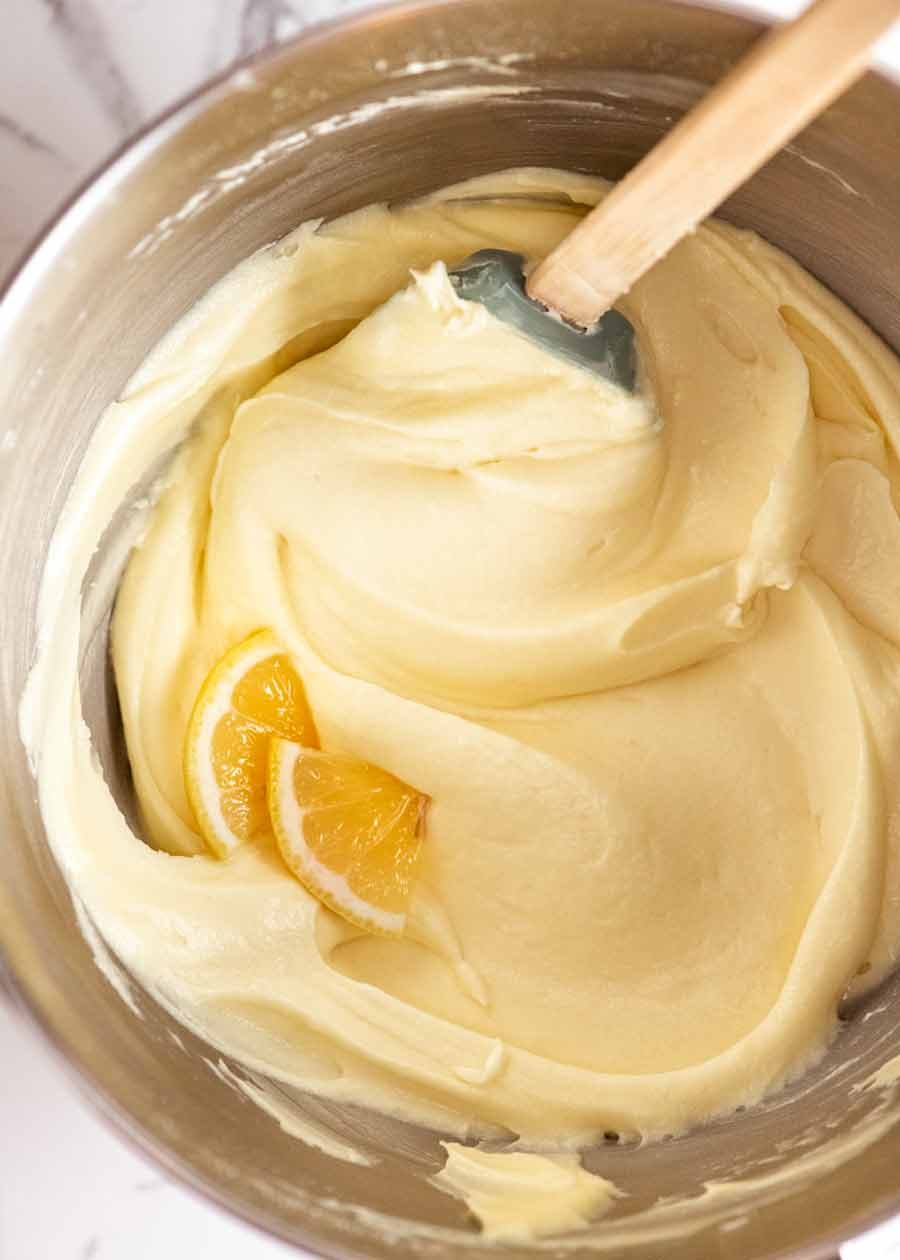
xmin=268 ymin=740 xmax=428 ymax=936
xmin=184 ymin=630 xmax=318 ymax=857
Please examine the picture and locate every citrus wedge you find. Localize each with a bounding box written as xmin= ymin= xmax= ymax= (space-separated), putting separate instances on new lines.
xmin=268 ymin=740 xmax=428 ymax=936
xmin=184 ymin=630 xmax=318 ymax=857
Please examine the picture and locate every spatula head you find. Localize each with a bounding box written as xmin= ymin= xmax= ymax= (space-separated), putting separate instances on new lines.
xmin=449 ymin=249 xmax=637 ymax=392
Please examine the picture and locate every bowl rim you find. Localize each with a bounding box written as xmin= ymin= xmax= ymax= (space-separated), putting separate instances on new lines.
xmin=1 ymin=1 xmax=899 ymax=1256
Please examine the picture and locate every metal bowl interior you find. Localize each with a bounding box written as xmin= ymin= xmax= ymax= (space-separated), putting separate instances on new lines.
xmin=2 ymin=1 xmax=900 ymax=1257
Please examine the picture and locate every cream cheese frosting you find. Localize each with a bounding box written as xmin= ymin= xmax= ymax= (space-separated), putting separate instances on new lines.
xmin=21 ymin=169 xmax=900 ymax=1185
xmin=433 ymin=1144 xmax=622 ymax=1240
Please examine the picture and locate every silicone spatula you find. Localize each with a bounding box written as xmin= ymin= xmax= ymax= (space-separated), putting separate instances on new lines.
xmin=449 ymin=0 xmax=900 ymax=391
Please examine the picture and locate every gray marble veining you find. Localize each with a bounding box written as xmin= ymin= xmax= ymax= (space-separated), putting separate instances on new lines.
xmin=0 ymin=109 xmax=66 ymax=161
xmin=237 ymin=0 xmax=308 ymax=56
xmin=41 ymin=0 xmax=144 ymax=134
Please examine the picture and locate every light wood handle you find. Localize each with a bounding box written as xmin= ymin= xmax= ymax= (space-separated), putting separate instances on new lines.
xmin=527 ymin=0 xmax=900 ymax=327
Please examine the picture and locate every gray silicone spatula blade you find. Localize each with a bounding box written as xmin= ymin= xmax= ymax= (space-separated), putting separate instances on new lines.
xmin=449 ymin=250 xmax=637 ymax=392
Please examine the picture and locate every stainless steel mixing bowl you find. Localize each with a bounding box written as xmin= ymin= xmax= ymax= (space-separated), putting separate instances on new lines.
xmin=2 ymin=1 xmax=900 ymax=1256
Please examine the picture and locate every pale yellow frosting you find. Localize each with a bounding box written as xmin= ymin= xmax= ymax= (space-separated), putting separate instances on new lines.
xmin=21 ymin=170 xmax=900 ymax=1187
xmin=433 ymin=1144 xmax=621 ymax=1240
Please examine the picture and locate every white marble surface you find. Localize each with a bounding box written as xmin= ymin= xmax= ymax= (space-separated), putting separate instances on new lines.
xmin=3 ymin=1 xmax=900 ymax=1257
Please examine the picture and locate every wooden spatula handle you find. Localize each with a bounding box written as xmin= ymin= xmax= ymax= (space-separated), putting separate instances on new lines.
xmin=527 ymin=0 xmax=900 ymax=327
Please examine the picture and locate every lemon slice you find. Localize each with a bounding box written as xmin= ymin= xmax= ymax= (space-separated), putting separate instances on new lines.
xmin=268 ymin=740 xmax=428 ymax=936
xmin=184 ymin=630 xmax=318 ymax=857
